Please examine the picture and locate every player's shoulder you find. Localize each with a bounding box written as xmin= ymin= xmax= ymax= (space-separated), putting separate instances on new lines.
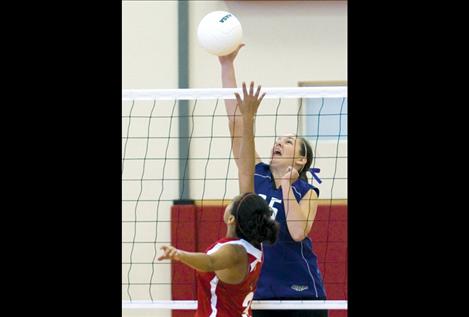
xmin=215 ymin=242 xmax=246 ymax=258
xmin=293 ymin=178 xmax=320 ymax=198
xmin=255 ymin=162 xmax=272 ymax=179
xmin=255 ymin=161 xmax=269 ymax=172
xmin=209 ymin=238 xmax=245 ymax=252
xmin=221 ymin=239 xmax=263 ymax=260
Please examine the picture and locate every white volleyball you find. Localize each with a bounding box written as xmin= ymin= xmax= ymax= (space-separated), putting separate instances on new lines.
xmin=197 ymin=11 xmax=243 ymax=56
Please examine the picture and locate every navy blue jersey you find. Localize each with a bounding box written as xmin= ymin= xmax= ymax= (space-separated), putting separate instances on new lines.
xmin=253 ymin=162 xmax=326 ymax=300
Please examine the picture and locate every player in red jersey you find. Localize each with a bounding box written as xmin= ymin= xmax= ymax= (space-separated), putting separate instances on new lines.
xmin=158 ymin=82 xmax=279 ymax=317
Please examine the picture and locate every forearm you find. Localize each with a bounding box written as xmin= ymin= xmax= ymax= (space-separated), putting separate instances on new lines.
xmin=221 ymin=62 xmax=244 ymax=161
xmin=221 ymin=62 xmax=238 ymax=118
xmin=228 ymin=115 xmax=244 ymax=162
xmin=282 ymin=183 xmax=309 ymax=241
xmin=238 ymin=115 xmax=255 ymax=193
xmin=177 ymin=250 xmax=216 ymax=272
xmin=221 ymin=62 xmax=237 ymax=88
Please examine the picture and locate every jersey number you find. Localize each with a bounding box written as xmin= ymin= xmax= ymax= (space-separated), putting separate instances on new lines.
xmin=258 ymin=194 xmax=282 ymax=220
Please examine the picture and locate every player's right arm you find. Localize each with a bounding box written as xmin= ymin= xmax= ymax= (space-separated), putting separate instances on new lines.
xmin=158 ymin=244 xmax=246 ymax=274
xmin=219 ymin=45 xmax=262 ymax=166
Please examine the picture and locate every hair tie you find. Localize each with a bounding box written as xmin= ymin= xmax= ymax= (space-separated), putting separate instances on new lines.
xmin=310 ymin=167 xmax=322 ymax=184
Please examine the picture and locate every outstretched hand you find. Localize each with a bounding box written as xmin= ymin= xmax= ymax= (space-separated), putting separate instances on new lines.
xmin=218 ymin=43 xmax=245 ymax=64
xmin=158 ymin=245 xmax=181 ymax=261
xmin=234 ymin=81 xmax=266 ymax=119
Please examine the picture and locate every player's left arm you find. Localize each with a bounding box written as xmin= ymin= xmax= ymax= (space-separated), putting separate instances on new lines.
xmin=281 ymin=170 xmax=319 ymax=241
xmin=235 ymin=81 xmax=265 ymax=194
xmin=157 ymin=244 xmax=246 ymax=272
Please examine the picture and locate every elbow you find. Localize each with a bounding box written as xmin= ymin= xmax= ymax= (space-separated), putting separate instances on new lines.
xmin=198 ymin=267 xmax=212 ymax=273
xmin=292 ymin=234 xmax=306 ymax=242
xmin=287 ymin=221 xmax=309 ymax=242
xmin=290 ymin=230 xmax=307 ymax=242
xmin=204 ymin=258 xmax=216 ymax=272
xmin=197 ymin=266 xmax=213 ymax=273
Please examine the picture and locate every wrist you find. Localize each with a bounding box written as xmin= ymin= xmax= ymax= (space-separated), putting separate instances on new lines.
xmin=220 ymin=59 xmax=234 ymax=66
xmin=174 ymin=249 xmax=183 ymax=261
xmin=242 ymin=114 xmax=255 ymax=121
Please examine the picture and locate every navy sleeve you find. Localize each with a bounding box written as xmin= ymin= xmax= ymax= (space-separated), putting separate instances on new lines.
xmin=255 ymin=162 xmax=270 ymax=175
xmin=254 ymin=162 xmax=272 ymax=193
xmin=292 ymin=180 xmax=320 ymax=202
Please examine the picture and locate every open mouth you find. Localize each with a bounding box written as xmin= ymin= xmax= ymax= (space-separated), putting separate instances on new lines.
xmin=273 ymin=149 xmax=282 ymax=156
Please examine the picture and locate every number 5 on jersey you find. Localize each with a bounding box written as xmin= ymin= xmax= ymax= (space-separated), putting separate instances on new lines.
xmin=258 ymin=194 xmax=282 ymax=220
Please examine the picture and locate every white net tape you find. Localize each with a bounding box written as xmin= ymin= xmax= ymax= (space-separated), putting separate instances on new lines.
xmin=123 ymin=86 xmax=347 ymax=100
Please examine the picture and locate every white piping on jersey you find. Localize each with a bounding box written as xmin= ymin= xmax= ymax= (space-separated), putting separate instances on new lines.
xmin=209 ymin=276 xmax=219 ymax=317
xmin=207 ymin=240 xmax=262 ymax=260
xmin=249 ymin=258 xmax=261 ymax=271
xmin=254 ymin=173 xmax=271 ymax=180
xmin=300 ymin=240 xmax=318 ymax=297
xmin=207 ymin=239 xmax=262 ymax=272
xmin=256 ymin=173 xmax=304 ymax=199
xmin=291 ymin=186 xmax=301 ymax=198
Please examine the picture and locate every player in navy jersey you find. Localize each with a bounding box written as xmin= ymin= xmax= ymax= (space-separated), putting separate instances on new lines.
xmin=158 ymin=82 xmax=280 ymax=317
xmin=219 ymin=45 xmax=327 ymax=317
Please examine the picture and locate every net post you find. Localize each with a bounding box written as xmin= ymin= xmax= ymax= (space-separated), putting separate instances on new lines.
xmin=171 ymin=198 xmax=197 ymax=315
xmin=178 ymin=0 xmax=190 ymax=199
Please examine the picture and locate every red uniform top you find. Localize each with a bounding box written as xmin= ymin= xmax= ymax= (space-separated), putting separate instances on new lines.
xmin=195 ymin=237 xmax=263 ymax=317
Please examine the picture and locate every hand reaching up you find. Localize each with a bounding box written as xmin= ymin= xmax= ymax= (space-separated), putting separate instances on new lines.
xmin=234 ymin=81 xmax=266 ymax=119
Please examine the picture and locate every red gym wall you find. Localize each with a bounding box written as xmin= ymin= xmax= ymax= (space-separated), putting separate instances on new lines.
xmin=171 ymin=201 xmax=347 ymax=317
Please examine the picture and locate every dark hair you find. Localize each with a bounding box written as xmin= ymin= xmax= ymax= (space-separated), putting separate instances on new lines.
xmin=297 ymin=137 xmax=313 ymax=182
xmin=231 ymin=193 xmax=279 ymax=247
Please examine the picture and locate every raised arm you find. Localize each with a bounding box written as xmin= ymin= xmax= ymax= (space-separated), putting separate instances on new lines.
xmin=235 ymin=82 xmax=265 ymax=194
xmin=219 ymin=45 xmax=262 ymax=166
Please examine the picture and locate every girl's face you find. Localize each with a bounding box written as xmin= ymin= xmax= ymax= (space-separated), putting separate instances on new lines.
xmin=224 ymin=203 xmax=232 ymax=224
xmin=270 ymin=134 xmax=305 ymax=170
xmin=224 ymin=194 xmax=241 ymax=224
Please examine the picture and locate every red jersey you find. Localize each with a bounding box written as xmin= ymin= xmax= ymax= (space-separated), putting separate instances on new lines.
xmin=195 ymin=237 xmax=263 ymax=317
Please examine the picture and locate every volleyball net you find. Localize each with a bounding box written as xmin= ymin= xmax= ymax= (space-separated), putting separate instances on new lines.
xmin=122 ymin=86 xmax=347 ymax=315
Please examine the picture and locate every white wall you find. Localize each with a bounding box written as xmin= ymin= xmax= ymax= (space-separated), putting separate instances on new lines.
xmin=189 ymin=1 xmax=347 ymax=88
xmin=122 ymin=1 xmax=178 ymax=88
xmin=122 ymin=0 xmax=347 ymax=89
xmin=122 ymin=1 xmax=347 ymax=315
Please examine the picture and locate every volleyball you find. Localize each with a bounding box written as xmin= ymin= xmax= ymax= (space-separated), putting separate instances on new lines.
xmin=197 ymin=11 xmax=243 ymax=56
